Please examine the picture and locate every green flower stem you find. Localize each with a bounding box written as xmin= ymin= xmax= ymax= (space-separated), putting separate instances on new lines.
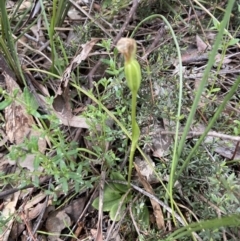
xmin=117 ymin=38 xmax=141 ymax=186
xmin=129 ymin=89 xmax=140 ymax=185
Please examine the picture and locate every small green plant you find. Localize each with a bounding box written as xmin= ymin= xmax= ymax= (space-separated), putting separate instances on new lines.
xmin=233 ymin=120 xmax=240 ymax=136
xmin=116 ymin=38 xmax=142 ymax=186
xmin=92 ymin=172 xmax=131 ymax=221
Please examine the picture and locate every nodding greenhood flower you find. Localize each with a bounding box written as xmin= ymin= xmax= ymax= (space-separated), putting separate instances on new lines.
xmin=116 ymin=38 xmax=141 ymax=92
xmin=117 ymin=38 xmax=142 ymax=186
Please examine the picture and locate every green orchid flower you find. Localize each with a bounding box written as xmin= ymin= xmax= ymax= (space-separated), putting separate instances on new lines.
xmin=117 ymin=38 xmax=142 ymax=186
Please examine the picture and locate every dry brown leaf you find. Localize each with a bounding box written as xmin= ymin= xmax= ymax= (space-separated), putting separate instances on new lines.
xmin=0 ymin=191 xmax=20 ymax=241
xmin=90 ymin=229 xmax=98 ymax=240
xmin=53 ymin=38 xmax=100 ymax=130
xmin=70 ymin=222 xmax=84 ymax=241
xmin=65 ymin=197 xmax=86 ymax=223
xmin=196 ymin=35 xmax=209 ymax=52
xmin=38 ymin=94 xmax=92 ymax=129
xmin=54 ymin=110 xmax=90 ymax=128
xmin=134 ymin=156 xmax=159 ymax=183
xmin=30 ymin=24 xmax=45 ymax=43
xmin=57 ymin=38 xmax=100 ymax=95
xmin=27 ymin=202 xmax=47 ymax=220
xmin=142 ymin=123 xmax=173 ymax=158
xmin=214 ymin=141 xmax=240 ymax=159
xmin=4 ymin=72 xmax=34 ymax=144
xmin=152 ymin=131 xmax=172 ymax=158
xmin=9 ymin=221 xmax=25 ymax=240
xmin=3 ymin=72 xmax=46 ymax=172
xmin=4 ymin=72 xmax=46 ymax=152
xmin=46 ymin=210 xmax=71 ymax=241
xmin=18 ymin=0 xmax=32 ymax=10
xmin=134 ymin=163 xmax=165 ymax=229
xmin=68 ymin=7 xmax=82 ymax=20
xmin=24 ymin=192 xmax=46 ymax=210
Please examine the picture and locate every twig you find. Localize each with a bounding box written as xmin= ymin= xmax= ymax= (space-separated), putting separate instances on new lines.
xmin=68 ymin=0 xmax=112 ymax=39
xmin=112 ymin=0 xmax=139 ymax=46
xmin=231 ymin=141 xmax=240 ymax=160
xmin=187 ymin=0 xmax=208 ymax=43
xmin=147 ymin=130 xmax=240 ymax=142
xmin=142 ymin=25 xmax=165 ymax=61
xmin=22 ymin=210 xmax=37 ymax=241
xmin=96 ymin=171 xmax=106 ymax=241
xmin=29 ymin=178 xmax=52 ymax=240
xmin=0 ymin=176 xmax=51 ymax=199
xmin=129 ymin=194 xmax=142 ymax=237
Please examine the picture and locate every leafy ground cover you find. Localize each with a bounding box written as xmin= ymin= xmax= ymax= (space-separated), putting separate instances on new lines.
xmin=0 ymin=0 xmax=240 ymax=240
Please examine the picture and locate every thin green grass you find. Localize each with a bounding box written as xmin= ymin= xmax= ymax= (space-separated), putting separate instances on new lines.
xmin=129 ymin=13 xmax=184 ymax=225
xmin=0 ymin=1 xmax=26 ymax=84
xmin=176 ymin=0 xmax=236 ymax=179
xmin=166 ymin=213 xmax=240 ymax=240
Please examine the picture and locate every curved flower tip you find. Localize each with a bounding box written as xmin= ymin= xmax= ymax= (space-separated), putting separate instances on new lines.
xmin=116 ymin=38 xmax=137 ymax=63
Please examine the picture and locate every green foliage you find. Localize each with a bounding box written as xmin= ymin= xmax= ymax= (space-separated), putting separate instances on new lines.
xmin=0 ymin=0 xmax=26 ymax=84
xmin=0 ymin=89 xmax=94 ymax=196
xmin=92 ymin=171 xmax=150 ymax=226
xmin=23 ymin=87 xmax=39 ymax=115
xmin=101 ymin=0 xmax=129 ymax=17
xmin=1 ymin=0 xmax=240 ymax=240
xmin=165 ymin=214 xmax=240 ymax=240
xmin=132 ymin=200 xmax=150 ymax=228
xmin=92 ymin=172 xmax=131 ymax=221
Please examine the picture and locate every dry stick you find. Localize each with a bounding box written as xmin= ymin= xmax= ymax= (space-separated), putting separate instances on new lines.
xmin=13 ymin=35 xmax=52 ymax=64
xmin=83 ymin=0 xmax=95 ymax=27
xmin=68 ymin=0 xmax=112 ymax=39
xmin=187 ymin=0 xmax=208 ymax=42
xmin=129 ymin=194 xmax=142 ymax=237
xmin=231 ymin=141 xmax=240 ymax=160
xmin=142 ymin=25 xmax=165 ymax=61
xmin=30 ymin=178 xmax=52 ymax=241
xmin=146 ymin=130 xmax=240 ymax=142
xmin=0 ymin=186 xmax=29 ymax=199
xmin=19 ymin=187 xmax=37 ymax=241
xmin=0 ymin=176 xmax=51 ymax=199
xmin=96 ymin=170 xmax=106 ymax=241
xmin=22 ymin=211 xmax=37 ymax=241
xmin=87 ymin=0 xmax=139 ymax=90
